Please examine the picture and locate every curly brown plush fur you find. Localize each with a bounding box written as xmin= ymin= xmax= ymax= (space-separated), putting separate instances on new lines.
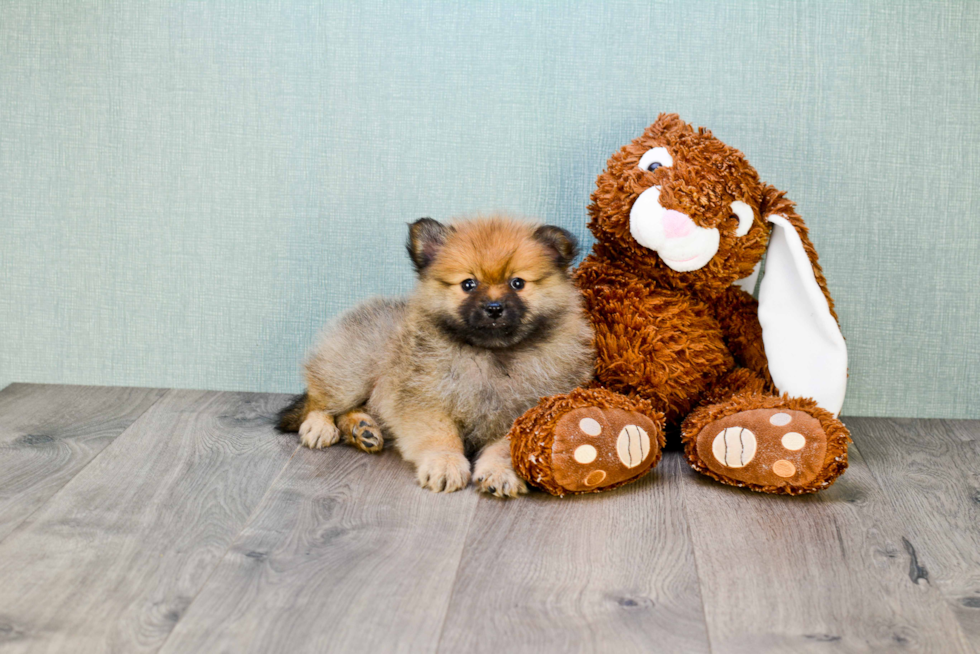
xmin=510 ymin=113 xmax=850 ymax=496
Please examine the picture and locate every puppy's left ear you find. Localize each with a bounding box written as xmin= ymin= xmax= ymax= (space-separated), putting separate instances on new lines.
xmin=756 ymin=185 xmax=848 ymax=417
xmin=407 ymin=218 xmax=452 ymax=273
xmin=534 ymin=225 xmax=579 ymax=269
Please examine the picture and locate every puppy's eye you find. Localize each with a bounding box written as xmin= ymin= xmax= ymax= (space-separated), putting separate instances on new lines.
xmin=509 ymin=278 xmax=525 ymax=291
xmin=461 ymin=279 xmax=478 ymax=292
xmin=638 ymin=147 xmax=673 ymax=173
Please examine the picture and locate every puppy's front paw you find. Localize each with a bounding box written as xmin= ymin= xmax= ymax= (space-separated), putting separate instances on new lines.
xmin=416 ymin=451 xmax=471 ymax=493
xmin=299 ymin=410 xmax=340 ymax=449
xmin=473 ymin=459 xmax=528 ymax=499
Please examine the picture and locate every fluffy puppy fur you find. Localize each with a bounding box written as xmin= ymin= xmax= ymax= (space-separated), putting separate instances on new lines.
xmin=279 ymin=215 xmax=595 ymax=497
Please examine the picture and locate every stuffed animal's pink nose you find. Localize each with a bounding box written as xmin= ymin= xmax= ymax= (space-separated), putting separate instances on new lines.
xmin=662 ymin=210 xmax=695 ymax=239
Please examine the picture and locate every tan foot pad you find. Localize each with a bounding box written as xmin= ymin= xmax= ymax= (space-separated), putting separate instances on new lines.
xmin=552 ymin=407 xmax=660 ymax=492
xmin=696 ymin=409 xmax=828 ymax=487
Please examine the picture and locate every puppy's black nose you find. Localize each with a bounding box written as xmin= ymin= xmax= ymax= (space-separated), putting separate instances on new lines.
xmin=484 ymin=302 xmax=504 ymax=319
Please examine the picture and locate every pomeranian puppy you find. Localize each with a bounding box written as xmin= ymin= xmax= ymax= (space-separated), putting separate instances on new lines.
xmin=278 ymin=215 xmax=594 ymax=497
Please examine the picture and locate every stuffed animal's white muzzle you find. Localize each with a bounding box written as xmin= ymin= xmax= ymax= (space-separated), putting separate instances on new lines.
xmin=629 ymin=187 xmax=720 ymax=272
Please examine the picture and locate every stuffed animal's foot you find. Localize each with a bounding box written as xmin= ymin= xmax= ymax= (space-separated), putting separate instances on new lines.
xmin=509 ymin=387 xmax=666 ymax=496
xmin=550 ymin=407 xmax=661 ymax=492
xmin=682 ymin=398 xmax=849 ymax=495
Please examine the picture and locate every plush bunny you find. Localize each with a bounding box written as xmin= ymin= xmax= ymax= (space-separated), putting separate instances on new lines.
xmin=509 ymin=114 xmax=850 ymax=496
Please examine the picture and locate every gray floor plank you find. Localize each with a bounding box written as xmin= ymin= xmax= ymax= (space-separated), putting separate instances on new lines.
xmin=3 ymin=386 xmax=978 ymax=653
xmin=0 ymin=383 xmax=166 ymax=542
xmin=849 ymin=417 xmax=980 ymax=645
xmin=0 ymin=389 xmax=296 ymax=654
xmin=436 ymin=453 xmax=712 ymax=654
xmin=158 ymin=445 xmax=480 ymax=654
xmin=943 ymin=419 xmax=980 ymax=443
xmin=679 ymin=431 xmax=972 ymax=654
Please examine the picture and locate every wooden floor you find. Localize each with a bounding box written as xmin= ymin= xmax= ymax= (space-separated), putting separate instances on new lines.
xmin=0 ymin=384 xmax=978 ymax=653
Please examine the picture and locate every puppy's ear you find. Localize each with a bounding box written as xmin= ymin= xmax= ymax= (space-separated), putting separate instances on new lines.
xmin=533 ymin=225 xmax=579 ymax=269
xmin=407 ymin=218 xmax=452 ymax=273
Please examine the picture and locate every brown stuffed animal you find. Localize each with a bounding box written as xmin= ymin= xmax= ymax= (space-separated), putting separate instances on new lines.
xmin=510 ymin=113 xmax=850 ymax=496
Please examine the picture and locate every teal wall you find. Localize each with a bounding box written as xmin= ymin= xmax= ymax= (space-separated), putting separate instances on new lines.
xmin=2 ymin=1 xmax=978 ymax=418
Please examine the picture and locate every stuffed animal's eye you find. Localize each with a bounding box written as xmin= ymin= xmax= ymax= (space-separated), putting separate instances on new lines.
xmin=509 ymin=278 xmax=525 ymax=290
xmin=638 ymin=147 xmax=673 ymax=173
xmin=730 ymin=201 xmax=755 ymax=237
xmin=461 ymin=279 xmax=478 ymax=292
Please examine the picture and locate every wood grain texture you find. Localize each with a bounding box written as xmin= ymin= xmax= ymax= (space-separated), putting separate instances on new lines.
xmin=679 ymin=435 xmax=973 ymax=653
xmin=943 ymin=419 xmax=980 ymax=443
xmin=0 ymin=383 xmax=166 ymax=542
xmin=848 ymin=417 xmax=980 ymax=645
xmin=0 ymin=390 xmax=296 ymax=654
xmin=158 ymin=445 xmax=480 ymax=654
xmin=436 ymin=452 xmax=711 ymax=654
xmin=2 ymin=385 xmax=979 ymax=654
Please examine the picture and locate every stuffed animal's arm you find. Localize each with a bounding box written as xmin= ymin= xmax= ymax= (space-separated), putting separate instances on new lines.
xmin=713 ymin=286 xmax=773 ymax=388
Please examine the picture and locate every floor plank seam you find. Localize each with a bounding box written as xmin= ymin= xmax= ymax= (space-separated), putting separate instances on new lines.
xmin=431 ymin=495 xmax=491 ymax=654
xmin=674 ymin=458 xmax=718 ymax=654
xmin=0 ymin=387 xmax=171 ymax=549
xmin=154 ymin=442 xmax=303 ymax=654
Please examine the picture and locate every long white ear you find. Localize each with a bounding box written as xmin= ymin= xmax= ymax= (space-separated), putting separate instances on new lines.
xmin=757 ymin=214 xmax=848 ymax=417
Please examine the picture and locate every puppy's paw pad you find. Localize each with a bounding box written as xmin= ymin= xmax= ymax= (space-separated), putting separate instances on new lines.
xmin=352 ymin=420 xmax=384 ymax=453
xmin=416 ymin=452 xmax=471 ymax=493
xmin=299 ymin=411 xmax=340 ymax=449
xmin=473 ymin=465 xmax=528 ymax=499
